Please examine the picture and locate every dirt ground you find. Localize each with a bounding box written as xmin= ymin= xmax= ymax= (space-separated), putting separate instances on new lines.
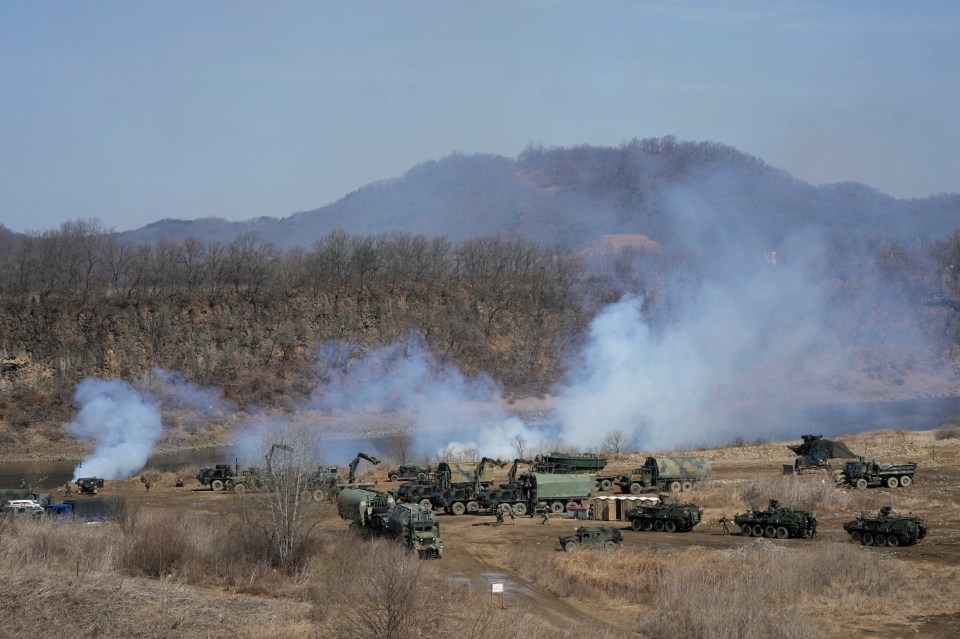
xmin=52 ymin=428 xmax=960 ymax=637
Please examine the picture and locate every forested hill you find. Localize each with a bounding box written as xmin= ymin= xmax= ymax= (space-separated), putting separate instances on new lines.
xmin=117 ymin=138 xmax=960 ymax=249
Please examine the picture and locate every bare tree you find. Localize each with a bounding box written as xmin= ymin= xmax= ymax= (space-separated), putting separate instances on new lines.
xmin=601 ymin=429 xmax=629 ymax=455
xmin=511 ymin=433 xmax=528 ymax=460
xmin=380 ymin=430 xmax=414 ymax=465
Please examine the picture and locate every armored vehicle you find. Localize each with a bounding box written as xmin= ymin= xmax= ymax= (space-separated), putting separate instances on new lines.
xmin=626 ymin=496 xmax=703 ymax=533
xmin=843 ymin=506 xmax=928 ymax=547
xmin=734 ymin=499 xmax=817 ymax=539
xmin=839 ymin=459 xmax=917 ymax=489
xmin=559 ymin=526 xmax=623 ymax=552
xmin=75 ymin=477 xmax=104 ymax=495
xmin=387 ymin=464 xmax=431 ymax=482
xmin=789 ymin=434 xmax=858 ymax=474
xmin=619 ymin=456 xmax=712 ymax=494
xmin=197 ymin=464 xmax=237 ymax=491
xmin=395 ymin=479 xmax=436 ymax=509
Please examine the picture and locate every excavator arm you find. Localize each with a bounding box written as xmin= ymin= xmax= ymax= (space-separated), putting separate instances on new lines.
xmin=508 ymin=459 xmax=530 ymax=484
xmin=347 ymin=452 xmax=382 ymax=484
xmin=265 ymin=443 xmax=294 ymax=474
xmin=473 ymin=457 xmax=506 ymax=492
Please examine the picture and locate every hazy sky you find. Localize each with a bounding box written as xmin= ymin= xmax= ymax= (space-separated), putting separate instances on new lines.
xmin=2 ymin=1 xmax=958 ymax=233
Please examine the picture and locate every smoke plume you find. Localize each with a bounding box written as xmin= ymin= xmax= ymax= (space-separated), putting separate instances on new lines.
xmin=68 ymin=378 xmax=163 ymax=480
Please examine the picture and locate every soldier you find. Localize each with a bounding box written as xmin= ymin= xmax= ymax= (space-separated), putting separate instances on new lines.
xmin=880 ymin=505 xmax=892 ymax=517
xmin=144 ymin=477 xmax=151 ymax=492
xmin=175 ymin=477 xmax=184 ymax=488
xmin=508 ymin=508 xmax=516 ymax=525
xmin=495 ymin=508 xmax=504 ymax=526
xmin=587 ymin=504 xmax=594 ymax=520
xmin=64 ymin=482 xmax=72 ymax=496
xmin=768 ymin=499 xmax=780 ymax=510
xmin=718 ymin=515 xmax=731 ymax=535
xmin=541 ymin=511 xmax=550 ymax=525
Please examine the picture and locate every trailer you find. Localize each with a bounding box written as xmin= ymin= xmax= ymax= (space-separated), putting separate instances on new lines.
xmin=532 ymin=452 xmax=618 ymax=491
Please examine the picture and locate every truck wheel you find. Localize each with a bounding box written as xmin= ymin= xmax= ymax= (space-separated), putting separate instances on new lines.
xmin=776 ymin=526 xmax=789 ymax=540
xmin=682 ymin=481 xmax=693 ymax=492
xmin=886 ymin=535 xmax=900 ymax=547
xmin=629 ymin=483 xmax=642 ymax=495
xmin=233 ymin=484 xmax=246 ymax=495
xmin=564 ymin=541 xmax=579 ymax=553
xmin=653 ymin=520 xmax=665 ymax=532
xmin=550 ymin=502 xmax=565 ymax=514
xmin=536 ymin=502 xmax=548 ymax=513
xmin=631 ymin=518 xmax=642 ymax=531
xmin=850 ymin=531 xmax=861 ymax=544
xmin=417 ymin=473 xmax=427 ymax=481
xmin=211 ymin=480 xmax=224 ymax=492
xmin=765 ymin=525 xmax=776 ymax=538
xmin=466 ymin=501 xmax=480 ymax=513
xmin=419 ymin=499 xmax=433 ymax=509
xmin=451 ymin=502 xmax=466 ymax=516
xmin=641 ymin=519 xmax=654 ymax=532
xmin=874 ymin=534 xmax=886 ymax=546
xmin=741 ymin=524 xmax=753 ymax=537
xmin=885 ymin=477 xmax=899 ymax=488
xmin=861 ymin=532 xmax=873 ymax=546
xmin=604 ymin=541 xmax=617 ymax=549
xmin=312 ymin=489 xmax=325 ymax=502
xmin=512 ymin=503 xmax=527 ymax=516
xmin=664 ymin=520 xmax=677 ymax=533
xmin=899 ymin=475 xmax=912 ymax=487
xmin=389 ymin=473 xmax=399 ymax=482
xmin=599 ymin=479 xmax=613 ymax=491
xmin=752 ymin=525 xmax=764 ymax=537
xmin=855 ymin=478 xmax=868 ymax=490
xmin=565 ymin=501 xmax=578 ymax=511
xmin=669 ymin=481 xmax=682 ymax=493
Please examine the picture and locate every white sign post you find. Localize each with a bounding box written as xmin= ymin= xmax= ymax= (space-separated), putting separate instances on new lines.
xmin=490 ymin=581 xmax=505 ymax=609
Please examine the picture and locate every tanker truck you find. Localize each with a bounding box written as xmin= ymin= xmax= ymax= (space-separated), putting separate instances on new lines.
xmin=619 ymin=456 xmax=712 ymax=494
xmin=336 ymin=487 xmax=443 ymax=558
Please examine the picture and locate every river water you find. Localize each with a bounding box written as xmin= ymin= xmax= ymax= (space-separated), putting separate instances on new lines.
xmin=2 ymin=396 xmax=958 ymax=491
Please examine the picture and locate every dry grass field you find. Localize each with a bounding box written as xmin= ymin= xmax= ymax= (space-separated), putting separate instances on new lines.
xmin=1 ymin=428 xmax=959 ymax=638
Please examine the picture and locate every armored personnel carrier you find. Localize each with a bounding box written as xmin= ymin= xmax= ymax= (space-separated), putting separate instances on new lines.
xmin=734 ymin=499 xmax=817 ymax=539
xmin=626 ymin=496 xmax=703 ymax=533
xmin=843 ymin=506 xmax=928 ymax=547
xmin=558 ymin=526 xmax=623 ymax=552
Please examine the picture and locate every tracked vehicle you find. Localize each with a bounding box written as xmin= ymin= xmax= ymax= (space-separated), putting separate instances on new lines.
xmin=626 ymin=496 xmax=703 ymax=533
xmin=734 ymin=499 xmax=817 ymax=539
xmin=843 ymin=506 xmax=928 ymax=547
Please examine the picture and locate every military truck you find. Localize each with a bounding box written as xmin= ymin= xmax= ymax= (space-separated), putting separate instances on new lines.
xmin=477 ymin=458 xmax=529 ymax=515
xmin=431 ymin=457 xmax=504 ymax=515
xmin=558 ymin=526 xmax=623 ymax=552
xmin=788 ymin=434 xmax=858 ymax=474
xmin=75 ymin=477 xmax=105 ymax=495
xmin=843 ymin=506 xmax=928 ymax=547
xmin=517 ymin=472 xmax=596 ymax=516
xmin=197 ymin=463 xmax=237 ymax=491
xmin=619 ymin=456 xmax=712 ymax=494
xmin=387 ymin=464 xmax=432 ymax=482
xmin=734 ymin=499 xmax=817 ymax=539
xmin=336 ymin=487 xmax=443 ymax=558
xmin=395 ymin=479 xmax=436 ymax=509
xmin=838 ymin=459 xmax=917 ymax=489
xmin=306 ymin=465 xmax=342 ymax=501
xmin=626 ymin=496 xmax=703 ymax=533
xmin=0 ymin=488 xmax=53 ymax=508
xmin=385 ymin=502 xmax=443 ymax=558
xmin=532 ymin=452 xmax=618 ymax=491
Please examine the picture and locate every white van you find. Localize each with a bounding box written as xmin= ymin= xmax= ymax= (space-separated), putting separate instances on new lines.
xmin=4 ymin=499 xmax=44 ymax=516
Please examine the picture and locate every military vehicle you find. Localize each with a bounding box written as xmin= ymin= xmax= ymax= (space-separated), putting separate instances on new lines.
xmin=385 ymin=502 xmax=443 ymax=558
xmin=517 ymin=472 xmax=596 ymax=515
xmin=336 ymin=487 xmax=442 ymax=558
xmin=838 ymin=459 xmax=917 ymax=489
xmin=843 ymin=505 xmax=928 ymax=547
xmin=788 ymin=434 xmax=858 ymax=474
xmin=734 ymin=499 xmax=817 ymax=539
xmin=477 ymin=458 xmax=529 ymax=515
xmin=3 ymin=499 xmax=44 ymax=518
xmin=431 ymin=457 xmax=504 ymax=515
xmin=558 ymin=526 xmax=623 ymax=552
xmin=395 ymin=479 xmax=436 ymax=509
xmin=305 ymin=465 xmax=342 ymax=501
xmin=197 ymin=463 xmax=237 ymax=491
xmin=626 ymin=495 xmax=703 ymax=533
xmin=75 ymin=477 xmax=104 ymax=495
xmin=619 ymin=456 xmax=712 ymax=494
xmin=0 ymin=488 xmax=53 ymax=508
xmin=532 ymin=452 xmax=617 ymax=491
xmin=387 ymin=464 xmax=431 ymax=482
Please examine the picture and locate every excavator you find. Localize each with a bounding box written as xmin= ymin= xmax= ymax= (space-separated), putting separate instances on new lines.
xmin=345 ymin=452 xmax=382 ymax=485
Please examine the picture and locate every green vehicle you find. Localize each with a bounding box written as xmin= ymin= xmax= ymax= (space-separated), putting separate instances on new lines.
xmin=626 ymin=496 xmax=703 ymax=533
xmin=518 ymin=472 xmax=596 ymax=515
xmin=386 ymin=502 xmax=443 ymax=559
xmin=396 ymin=479 xmax=436 ymax=509
xmin=532 ymin=452 xmax=617 ymax=491
xmin=843 ymin=506 xmax=928 ymax=547
xmin=734 ymin=499 xmax=817 ymax=539
xmin=558 ymin=526 xmax=623 ymax=552
xmin=619 ymin=456 xmax=712 ymax=494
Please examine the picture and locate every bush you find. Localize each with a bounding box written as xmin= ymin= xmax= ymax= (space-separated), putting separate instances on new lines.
xmin=935 ymin=424 xmax=960 ymax=440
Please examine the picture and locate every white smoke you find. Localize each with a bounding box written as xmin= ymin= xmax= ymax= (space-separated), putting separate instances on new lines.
xmin=68 ymin=378 xmax=164 ymax=480
xmin=144 ymin=367 xmax=235 ymax=416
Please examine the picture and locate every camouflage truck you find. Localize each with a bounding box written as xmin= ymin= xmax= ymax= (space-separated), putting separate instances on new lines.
xmin=385 ymin=502 xmax=443 ymax=558
xmin=305 ymin=465 xmax=341 ymax=501
xmin=197 ymin=463 xmax=238 ymax=491
xmin=838 ymin=459 xmax=917 ymax=489
xmin=532 ymin=452 xmax=618 ymax=491
xmin=734 ymin=499 xmax=818 ymax=539
xmin=395 ymin=479 xmax=436 ymax=509
xmin=843 ymin=505 xmax=928 ymax=547
xmin=558 ymin=526 xmax=623 ymax=552
xmin=626 ymin=496 xmax=703 ymax=533
xmin=619 ymin=456 xmax=712 ymax=494
xmin=430 ymin=458 xmax=503 ymax=515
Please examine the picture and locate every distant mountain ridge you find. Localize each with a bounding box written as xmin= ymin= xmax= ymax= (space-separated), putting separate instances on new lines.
xmin=115 ymin=138 xmax=960 ymax=249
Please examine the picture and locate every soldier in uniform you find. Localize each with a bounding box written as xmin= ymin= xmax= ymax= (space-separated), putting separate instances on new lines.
xmin=64 ymin=482 xmax=72 ymax=496
xmin=540 ymin=511 xmax=550 ymax=525
xmin=175 ymin=477 xmax=184 ymax=488
xmin=495 ymin=508 xmax=504 ymax=526
xmin=508 ymin=508 xmax=516 ymax=524
xmin=144 ymin=477 xmax=151 ymax=492
xmin=718 ymin=515 xmax=731 ymax=534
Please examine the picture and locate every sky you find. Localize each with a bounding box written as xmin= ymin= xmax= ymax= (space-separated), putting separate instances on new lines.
xmin=1 ymin=1 xmax=958 ymax=233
